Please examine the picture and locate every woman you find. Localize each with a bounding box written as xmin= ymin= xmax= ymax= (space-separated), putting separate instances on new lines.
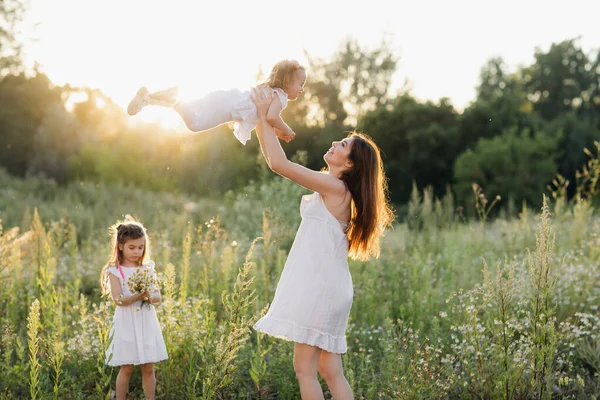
xmin=251 ymin=88 xmax=394 ymax=399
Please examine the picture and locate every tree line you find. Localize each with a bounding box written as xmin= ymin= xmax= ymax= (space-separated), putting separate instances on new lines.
xmin=1 ymin=2 xmax=599 ymax=215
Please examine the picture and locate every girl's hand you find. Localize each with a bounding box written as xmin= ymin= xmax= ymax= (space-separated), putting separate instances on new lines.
xmin=251 ymin=87 xmax=273 ymax=120
xmin=134 ymin=292 xmax=146 ymax=302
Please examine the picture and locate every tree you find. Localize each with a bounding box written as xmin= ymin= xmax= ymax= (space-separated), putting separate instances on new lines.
xmin=477 ymin=57 xmax=513 ymax=103
xmin=545 ymin=111 xmax=600 ymax=197
xmin=67 ymin=86 xmax=128 ymax=139
xmin=28 ymin=104 xmax=87 ymax=182
xmin=358 ymin=94 xmax=460 ymax=203
xmin=0 ymin=0 xmax=26 ymax=75
xmin=460 ymin=57 xmax=541 ymax=152
xmin=581 ymin=49 xmax=600 ymax=118
xmin=523 ymin=38 xmax=596 ymax=121
xmin=453 ymin=127 xmax=559 ymax=211
xmin=0 ymin=73 xmax=63 ymax=176
xmin=302 ymin=35 xmax=399 ymax=127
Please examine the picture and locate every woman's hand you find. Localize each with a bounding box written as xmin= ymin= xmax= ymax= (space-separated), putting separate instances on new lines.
xmin=251 ymin=87 xmax=273 ymax=120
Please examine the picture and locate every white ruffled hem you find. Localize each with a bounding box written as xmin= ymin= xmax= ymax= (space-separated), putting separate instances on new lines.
xmin=254 ymin=316 xmax=348 ymax=354
xmin=232 ymin=119 xmax=256 ymax=145
xmin=106 ymin=355 xmax=168 ymax=366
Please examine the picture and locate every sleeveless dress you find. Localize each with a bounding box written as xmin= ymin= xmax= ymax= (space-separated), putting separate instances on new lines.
xmin=254 ymin=192 xmax=353 ymax=354
xmin=175 ymin=86 xmax=288 ymax=145
xmin=105 ymin=260 xmax=168 ymax=366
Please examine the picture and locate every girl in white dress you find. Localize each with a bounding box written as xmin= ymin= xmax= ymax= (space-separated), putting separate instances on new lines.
xmin=101 ymin=216 xmax=167 ymax=400
xmin=126 ymin=59 xmax=306 ymax=145
xmin=250 ymin=89 xmax=394 ymax=399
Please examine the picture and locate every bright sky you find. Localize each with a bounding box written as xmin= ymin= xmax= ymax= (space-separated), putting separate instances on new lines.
xmin=21 ymin=0 xmax=600 ymax=126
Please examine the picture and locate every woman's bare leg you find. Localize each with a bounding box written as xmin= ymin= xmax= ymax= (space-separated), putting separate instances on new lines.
xmin=294 ymin=343 xmax=324 ymax=400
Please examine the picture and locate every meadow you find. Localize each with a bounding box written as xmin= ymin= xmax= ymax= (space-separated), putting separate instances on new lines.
xmin=0 ymin=167 xmax=599 ymax=399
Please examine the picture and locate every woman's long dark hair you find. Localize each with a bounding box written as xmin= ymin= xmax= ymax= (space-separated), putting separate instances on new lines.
xmin=340 ymin=133 xmax=394 ymax=261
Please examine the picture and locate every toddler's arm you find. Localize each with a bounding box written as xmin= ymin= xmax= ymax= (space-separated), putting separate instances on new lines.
xmin=267 ymin=96 xmax=295 ymax=142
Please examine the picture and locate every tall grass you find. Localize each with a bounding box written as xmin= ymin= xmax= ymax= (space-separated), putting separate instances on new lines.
xmin=0 ymin=167 xmax=599 ymax=398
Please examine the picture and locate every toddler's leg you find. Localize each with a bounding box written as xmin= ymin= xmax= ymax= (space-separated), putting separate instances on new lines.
xmin=127 ymin=87 xmax=150 ymax=116
xmin=149 ymin=86 xmax=178 ymax=103
xmin=127 ymin=86 xmax=177 ymax=116
xmin=173 ymin=92 xmax=233 ymax=133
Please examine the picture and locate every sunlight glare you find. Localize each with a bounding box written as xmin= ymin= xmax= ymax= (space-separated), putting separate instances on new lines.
xmin=25 ymin=0 xmax=600 ymax=125
xmin=136 ymin=106 xmax=185 ymax=130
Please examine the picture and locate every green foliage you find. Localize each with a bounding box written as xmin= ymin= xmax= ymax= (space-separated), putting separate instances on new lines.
xmin=0 ymin=0 xmax=26 ymax=74
xmin=201 ymin=238 xmax=260 ymax=399
xmin=546 ymin=112 xmax=600 ymax=198
xmin=303 ymin=35 xmax=399 ymax=126
xmin=1 ymin=177 xmax=600 ymax=398
xmin=454 ymin=127 xmax=559 ymax=212
xmin=67 ymin=138 xmax=180 ymax=193
xmin=0 ymin=168 xmax=222 ymax=246
xmin=460 ymin=57 xmax=541 ymax=150
xmin=2 ymin=35 xmax=600 ymax=214
xmin=575 ymin=141 xmax=600 ymax=204
xmin=26 ymin=299 xmax=41 ymax=400
xmin=358 ymin=95 xmax=461 ymax=204
xmin=524 ymin=38 xmax=599 ymax=120
xmin=0 ymin=73 xmax=63 ymax=176
xmin=218 ymin=151 xmax=309 ymax=246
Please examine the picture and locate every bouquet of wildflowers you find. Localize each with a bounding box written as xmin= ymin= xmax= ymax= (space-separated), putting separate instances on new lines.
xmin=127 ymin=265 xmax=156 ymax=309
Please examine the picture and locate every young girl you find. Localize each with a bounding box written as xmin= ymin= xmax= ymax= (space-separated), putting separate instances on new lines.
xmin=101 ymin=216 xmax=168 ymax=400
xmin=126 ymin=59 xmax=306 ymax=145
xmin=250 ymin=88 xmax=394 ymax=399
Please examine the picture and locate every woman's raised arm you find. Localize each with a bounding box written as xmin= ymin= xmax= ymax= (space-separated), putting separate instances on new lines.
xmin=251 ymin=88 xmax=346 ymax=197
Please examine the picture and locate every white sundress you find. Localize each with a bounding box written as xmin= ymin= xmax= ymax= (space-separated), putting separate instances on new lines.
xmin=105 ymin=260 xmax=168 ymax=366
xmin=254 ymin=192 xmax=353 ymax=354
xmin=176 ymin=86 xmax=289 ymax=145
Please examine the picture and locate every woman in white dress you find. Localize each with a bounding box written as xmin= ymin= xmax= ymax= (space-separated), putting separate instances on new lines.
xmin=251 ymin=89 xmax=394 ymax=399
xmin=101 ymin=216 xmax=168 ymax=400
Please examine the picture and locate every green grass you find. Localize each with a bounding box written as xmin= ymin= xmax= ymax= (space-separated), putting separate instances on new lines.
xmin=0 ymin=170 xmax=599 ymax=399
